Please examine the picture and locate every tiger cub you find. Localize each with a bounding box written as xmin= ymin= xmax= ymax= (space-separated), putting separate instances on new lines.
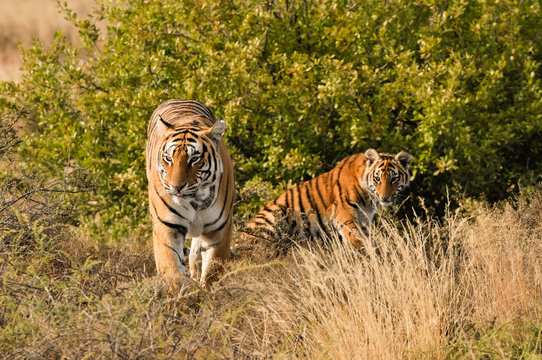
xmin=244 ymin=149 xmax=411 ymax=247
xmin=146 ymin=99 xmax=235 ymax=289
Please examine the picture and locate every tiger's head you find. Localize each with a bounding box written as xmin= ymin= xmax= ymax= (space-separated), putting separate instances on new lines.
xmin=156 ymin=115 xmax=225 ymax=199
xmin=363 ymin=148 xmax=412 ymax=207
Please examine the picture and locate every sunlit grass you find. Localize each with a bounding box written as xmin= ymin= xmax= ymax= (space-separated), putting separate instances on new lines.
xmin=1 ymin=189 xmax=541 ymax=358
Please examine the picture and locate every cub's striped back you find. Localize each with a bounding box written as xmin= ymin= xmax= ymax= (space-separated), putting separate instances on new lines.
xmin=146 ymin=99 xmax=235 ymax=289
xmin=244 ymin=149 xmax=411 ymax=247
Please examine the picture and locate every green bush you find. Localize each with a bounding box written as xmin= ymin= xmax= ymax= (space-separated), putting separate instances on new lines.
xmin=2 ymin=0 xmax=541 ymax=234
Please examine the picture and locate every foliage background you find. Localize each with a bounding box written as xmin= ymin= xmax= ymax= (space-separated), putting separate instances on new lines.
xmin=1 ymin=0 xmax=541 ymax=234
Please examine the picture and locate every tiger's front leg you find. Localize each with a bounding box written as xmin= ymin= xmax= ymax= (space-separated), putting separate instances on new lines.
xmin=188 ymin=237 xmax=202 ymax=282
xmin=334 ymin=207 xmax=368 ymax=247
xmin=198 ymin=216 xmax=233 ymax=289
xmin=152 ymin=221 xmax=188 ymax=284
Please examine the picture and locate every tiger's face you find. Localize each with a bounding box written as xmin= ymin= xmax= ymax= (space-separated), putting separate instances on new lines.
xmin=364 ymin=149 xmax=412 ymax=207
xmin=157 ymin=117 xmax=225 ymax=199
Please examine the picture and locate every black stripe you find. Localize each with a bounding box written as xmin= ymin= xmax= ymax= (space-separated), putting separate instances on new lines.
xmin=255 ymin=214 xmax=274 ymax=226
xmin=154 ymin=187 xmax=189 ymax=220
xmin=263 ymin=204 xmax=276 ymax=213
xmin=164 ymin=244 xmax=186 ymax=266
xmin=209 ymin=172 xmax=224 ymax=208
xmin=190 ymin=201 xmax=199 ymax=210
xmin=158 ymin=99 xmax=216 ymax=122
xmin=315 ymin=173 xmax=328 ymax=208
xmin=170 ymin=137 xmax=186 ymax=144
xmin=335 ymin=162 xmax=346 ymax=201
xmin=345 ymin=198 xmax=358 ymax=209
xmin=203 ymin=174 xmax=229 ymax=227
xmin=304 ymin=181 xmax=327 ymax=236
xmin=209 ymin=157 xmax=218 ymax=183
xmin=198 ymin=185 xmax=216 ymax=210
xmin=200 ymin=239 xmax=224 ymax=252
xmin=171 ymin=128 xmax=198 ymax=136
xmin=312 ymin=177 xmax=333 ymax=240
xmin=353 ymin=182 xmax=367 ymax=207
xmin=200 ymin=170 xmax=211 ymax=183
xmin=209 ymin=214 xmax=230 ymax=233
xmin=151 ymin=203 xmax=188 ymax=235
xmin=209 ymin=146 xmax=218 ymax=175
xmin=296 ymin=186 xmax=305 ymax=213
xmin=159 ymin=219 xmax=187 ymax=235
xmin=285 ymin=188 xmax=293 ymax=208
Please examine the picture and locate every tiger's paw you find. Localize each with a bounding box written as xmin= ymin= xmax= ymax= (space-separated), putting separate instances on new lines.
xmin=160 ymin=274 xmax=198 ymax=297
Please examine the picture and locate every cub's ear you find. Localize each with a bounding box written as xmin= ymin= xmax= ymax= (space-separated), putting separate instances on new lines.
xmin=395 ymin=151 xmax=412 ymax=169
xmin=157 ymin=114 xmax=175 ymax=130
xmin=204 ymin=118 xmax=226 ymax=142
xmin=364 ymin=148 xmax=380 ymax=166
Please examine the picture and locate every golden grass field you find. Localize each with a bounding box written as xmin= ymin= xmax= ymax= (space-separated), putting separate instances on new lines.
xmin=2 ymin=185 xmax=541 ymax=358
xmin=0 ymin=0 xmax=94 ymax=82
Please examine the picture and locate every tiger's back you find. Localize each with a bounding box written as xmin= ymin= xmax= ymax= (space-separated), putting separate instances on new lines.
xmin=244 ymin=149 xmax=411 ymax=247
xmin=146 ymin=99 xmax=235 ymax=289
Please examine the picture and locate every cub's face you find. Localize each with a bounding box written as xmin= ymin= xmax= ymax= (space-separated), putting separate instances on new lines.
xmin=364 ymin=149 xmax=412 ymax=207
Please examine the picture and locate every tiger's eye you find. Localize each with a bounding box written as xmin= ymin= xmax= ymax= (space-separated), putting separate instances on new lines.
xmin=163 ymin=154 xmax=173 ymax=164
xmin=190 ymin=155 xmax=201 ymax=166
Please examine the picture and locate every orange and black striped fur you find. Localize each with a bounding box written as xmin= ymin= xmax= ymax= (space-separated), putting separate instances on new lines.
xmin=146 ymin=99 xmax=235 ymax=289
xmin=245 ymin=149 xmax=411 ymax=247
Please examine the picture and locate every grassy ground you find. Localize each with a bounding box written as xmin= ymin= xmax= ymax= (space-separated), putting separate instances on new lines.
xmin=1 ymin=159 xmax=541 ymax=359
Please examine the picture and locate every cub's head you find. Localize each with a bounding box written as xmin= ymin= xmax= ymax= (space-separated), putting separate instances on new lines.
xmin=363 ymin=148 xmax=412 ymax=207
xmin=156 ymin=115 xmax=225 ymax=198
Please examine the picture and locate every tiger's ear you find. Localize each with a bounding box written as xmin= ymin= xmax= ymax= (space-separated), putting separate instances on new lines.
xmin=158 ymin=115 xmax=175 ymax=130
xmin=395 ymin=151 xmax=412 ymax=169
xmin=364 ymin=148 xmax=380 ymax=166
xmin=203 ymin=118 xmax=226 ymax=142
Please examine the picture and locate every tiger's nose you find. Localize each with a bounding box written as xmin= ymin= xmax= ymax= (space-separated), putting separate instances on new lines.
xmin=173 ymin=183 xmax=186 ymax=192
xmin=380 ymin=193 xmax=394 ymax=203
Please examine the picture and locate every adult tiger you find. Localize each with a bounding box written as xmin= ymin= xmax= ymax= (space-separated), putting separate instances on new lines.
xmin=146 ymin=99 xmax=235 ymax=289
xmin=244 ymin=149 xmax=411 ymax=247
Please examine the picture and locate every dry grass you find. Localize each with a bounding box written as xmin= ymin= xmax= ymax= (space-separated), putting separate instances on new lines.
xmin=0 ymin=0 xmax=95 ymax=82
xmin=254 ymin=197 xmax=542 ymax=359
xmin=2 ymin=188 xmax=541 ymax=358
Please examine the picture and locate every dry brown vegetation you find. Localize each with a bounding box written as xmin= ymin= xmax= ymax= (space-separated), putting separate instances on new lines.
xmin=0 ymin=0 xmax=94 ymax=82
